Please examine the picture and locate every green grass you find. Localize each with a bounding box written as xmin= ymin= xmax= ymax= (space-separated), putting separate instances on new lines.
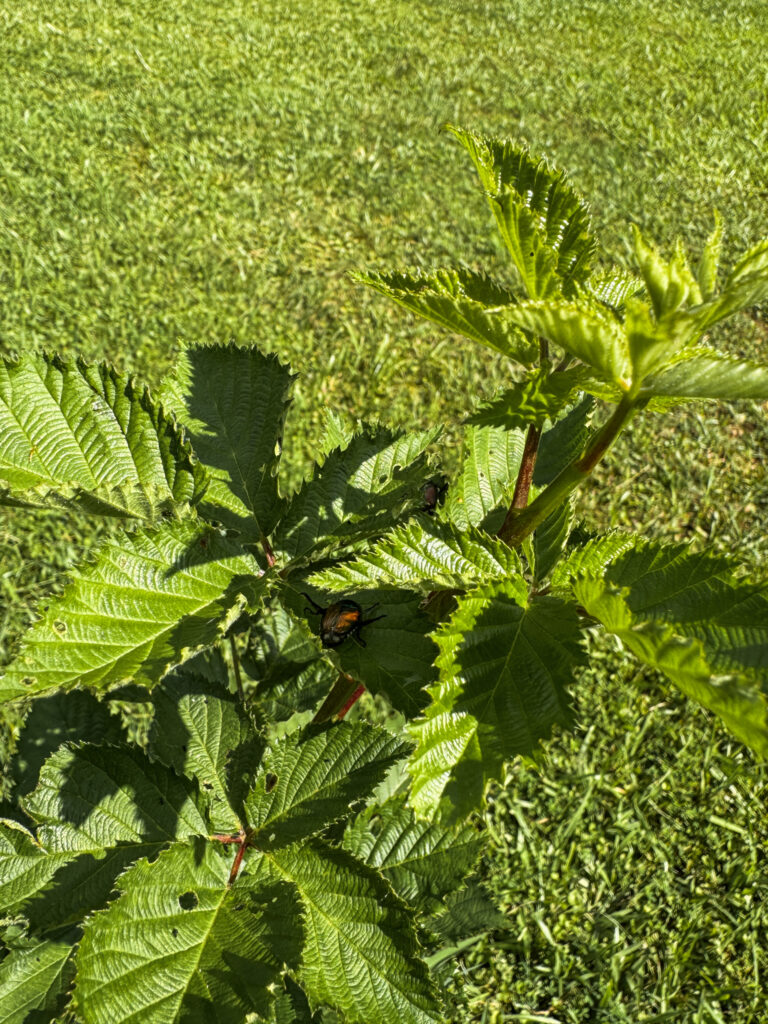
xmin=2 ymin=1 xmax=768 ymax=1020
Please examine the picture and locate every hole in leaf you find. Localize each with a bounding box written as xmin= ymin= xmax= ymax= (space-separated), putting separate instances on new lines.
xmin=234 ymin=904 xmax=244 ymax=911
xmin=178 ymin=891 xmax=198 ymax=910
xmin=171 ymin=928 xmax=178 ymax=938
xmin=203 ymin=782 xmax=213 ymax=791
xmin=158 ymin=797 xmax=165 ymax=805
xmin=53 ymin=620 xmax=67 ymax=634
xmin=265 ymin=772 xmax=278 ymax=793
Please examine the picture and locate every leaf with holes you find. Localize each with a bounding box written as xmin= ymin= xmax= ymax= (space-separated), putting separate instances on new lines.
xmin=245 ymin=722 xmax=407 ymax=850
xmin=0 ymin=938 xmax=75 ymax=1024
xmin=75 ymin=841 xmax=301 ymax=1024
xmin=0 ymin=353 xmax=205 ymax=519
xmin=0 ymin=519 xmax=264 ymax=702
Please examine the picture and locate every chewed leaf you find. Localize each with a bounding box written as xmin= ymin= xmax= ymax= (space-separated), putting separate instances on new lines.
xmin=75 ymin=841 xmax=300 ymax=1024
xmin=0 ymin=353 xmax=205 ymax=519
xmin=0 ymin=520 xmax=264 ymax=701
xmin=245 ymin=722 xmax=406 ymax=848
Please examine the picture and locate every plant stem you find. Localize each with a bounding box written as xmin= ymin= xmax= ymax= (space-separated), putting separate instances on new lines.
xmin=227 ymin=838 xmax=247 ymax=886
xmin=499 ymin=394 xmax=639 ymax=548
xmin=262 ymin=537 xmax=276 ymax=568
xmin=229 ymin=635 xmax=244 ymax=701
xmin=312 ymin=672 xmax=361 ymax=724
xmin=498 ymin=422 xmax=541 ymax=540
xmin=337 ymin=684 xmax=366 ymax=719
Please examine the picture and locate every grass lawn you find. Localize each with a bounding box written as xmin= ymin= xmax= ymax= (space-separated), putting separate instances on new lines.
xmin=1 ymin=0 xmax=767 ymax=1020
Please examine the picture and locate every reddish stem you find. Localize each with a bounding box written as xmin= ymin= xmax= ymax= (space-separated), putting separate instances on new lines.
xmin=228 ymin=840 xmax=247 ymax=886
xmin=262 ymin=537 xmax=276 ymax=568
xmin=498 ymin=422 xmax=541 ymax=543
xmin=337 ymin=684 xmax=366 ymax=719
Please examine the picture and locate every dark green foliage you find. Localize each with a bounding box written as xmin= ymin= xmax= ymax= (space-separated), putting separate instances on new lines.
xmin=3 ymin=116 xmax=768 ymax=1024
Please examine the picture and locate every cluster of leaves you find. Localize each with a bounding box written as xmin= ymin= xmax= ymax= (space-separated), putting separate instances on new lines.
xmin=2 ymin=126 xmax=768 ymax=1023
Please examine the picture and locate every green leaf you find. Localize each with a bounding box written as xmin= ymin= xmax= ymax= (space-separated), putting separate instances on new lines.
xmin=300 ymin=588 xmax=438 ymax=717
xmin=409 ymin=583 xmax=585 ymax=818
xmin=624 ymin=298 xmax=693 ymax=383
xmin=159 ymin=343 xmax=294 ymax=538
xmin=274 ymin=427 xmax=440 ymax=566
xmin=75 ymin=840 xmax=300 ymax=1024
xmin=574 ymin=576 xmax=768 ymax=756
xmin=728 ymin=235 xmax=768 ymax=283
xmin=642 ymin=350 xmax=768 ymax=400
xmin=343 ymin=796 xmax=482 ymax=911
xmin=0 ymin=820 xmax=72 ymax=916
xmin=149 ymin=667 xmax=260 ymax=833
xmin=263 ymin=841 xmax=441 ymax=1024
xmin=550 ymin=531 xmax=638 ymax=588
xmin=308 ymin=519 xmax=524 ymax=595
xmin=426 ymin=883 xmax=507 ymax=942
xmin=10 ymin=691 xmax=124 ymax=799
xmin=594 ymin=540 xmax=768 ymax=677
xmin=500 ymin=300 xmax=630 ymax=385
xmin=446 ymin=125 xmax=596 ymax=298
xmin=697 ymin=213 xmax=723 ymax=299
xmin=534 ymin=396 xmax=594 ymax=486
xmin=0 ymin=353 xmax=205 ymax=519
xmin=0 ymin=519 xmax=264 ymax=702
xmin=260 ymin=976 xmax=320 ymax=1024
xmin=356 ymin=269 xmax=537 ymax=363
xmin=467 ymin=365 xmax=596 ymax=431
xmin=318 ymin=409 xmax=355 ymax=458
xmin=13 ymin=741 xmax=209 ymax=931
xmin=242 ymin=605 xmax=335 ymax=722
xmin=0 ymin=939 xmax=75 ymax=1024
xmin=532 ymin=495 xmax=575 ymax=582
xmin=443 ymin=424 xmax=525 ymax=530
xmin=585 ymin=268 xmax=644 ymax=314
xmin=245 ymin=722 xmax=406 ymax=849
xmin=24 ymin=742 xmax=208 ymax=852
xmin=632 ymin=227 xmax=702 ymax=318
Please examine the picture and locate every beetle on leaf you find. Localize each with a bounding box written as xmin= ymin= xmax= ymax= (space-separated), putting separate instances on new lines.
xmin=303 ymin=593 xmax=385 ymax=648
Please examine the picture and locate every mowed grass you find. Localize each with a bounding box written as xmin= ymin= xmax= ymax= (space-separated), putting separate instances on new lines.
xmin=1 ymin=0 xmax=768 ymax=1020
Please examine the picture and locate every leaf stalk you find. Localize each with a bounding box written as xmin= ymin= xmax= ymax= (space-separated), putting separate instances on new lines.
xmin=499 ymin=394 xmax=639 ymax=548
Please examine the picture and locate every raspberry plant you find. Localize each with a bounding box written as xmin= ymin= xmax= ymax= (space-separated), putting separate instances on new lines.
xmin=2 ymin=126 xmax=768 ymax=1023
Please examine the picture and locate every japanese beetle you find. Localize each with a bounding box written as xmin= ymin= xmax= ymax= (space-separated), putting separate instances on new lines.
xmin=421 ymin=476 xmax=448 ymax=514
xmin=303 ymin=593 xmax=385 ymax=648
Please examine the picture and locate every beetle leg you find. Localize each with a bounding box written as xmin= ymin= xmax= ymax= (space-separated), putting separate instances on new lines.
xmin=360 ymin=613 xmax=386 ymax=627
xmin=302 ymin=592 xmax=325 ymax=615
